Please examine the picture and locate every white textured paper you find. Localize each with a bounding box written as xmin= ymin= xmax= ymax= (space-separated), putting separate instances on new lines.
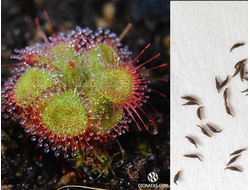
xmin=171 ymin=2 xmax=248 ymax=190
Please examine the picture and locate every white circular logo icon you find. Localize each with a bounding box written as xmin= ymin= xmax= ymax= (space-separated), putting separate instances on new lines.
xmin=147 ymin=172 xmax=158 ymax=182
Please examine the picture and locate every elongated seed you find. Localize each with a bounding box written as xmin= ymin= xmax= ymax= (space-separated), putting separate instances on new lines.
xmin=240 ymin=88 xmax=248 ymax=96
xmin=240 ymin=64 xmax=245 ymax=82
xmin=215 ymin=77 xmax=221 ymax=93
xmin=225 ymin=105 xmax=234 ymax=117
xmin=241 ymin=89 xmax=248 ymax=93
xmin=197 ymin=106 xmax=203 ymax=120
xmin=182 ymin=101 xmax=199 ymax=106
xmin=234 ymin=59 xmax=247 ymax=69
xmin=220 ymin=76 xmax=229 ymax=89
xmin=226 ymin=155 xmax=241 ymax=166
xmin=183 ymin=154 xmax=202 ymax=161
xmin=174 ymin=170 xmax=181 ymax=185
xmin=230 ymin=148 xmax=247 ymax=156
xmin=230 ymin=42 xmax=245 ymax=52
xmin=224 ymin=166 xmax=242 ymax=172
xmin=181 ymin=96 xmax=199 ymax=102
xmin=206 ymin=123 xmax=222 ymax=133
xmin=185 ymin=136 xmax=198 ymax=148
xmin=232 ymin=65 xmax=242 ymax=77
xmin=223 ymin=88 xmax=228 ymax=102
xmin=196 ymin=125 xmax=211 ymax=137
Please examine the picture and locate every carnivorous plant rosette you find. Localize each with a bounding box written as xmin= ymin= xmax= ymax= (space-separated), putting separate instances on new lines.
xmin=1 ymin=19 xmax=167 ymax=166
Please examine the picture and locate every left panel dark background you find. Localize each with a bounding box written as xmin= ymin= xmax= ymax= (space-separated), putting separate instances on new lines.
xmin=1 ymin=0 xmax=170 ymax=189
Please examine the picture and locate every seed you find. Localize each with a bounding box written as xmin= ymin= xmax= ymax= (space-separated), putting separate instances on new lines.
xmin=230 ymin=148 xmax=247 ymax=156
xmin=174 ymin=170 xmax=181 ymax=185
xmin=215 ymin=76 xmax=221 ymax=93
xmin=240 ymin=64 xmax=245 ymax=82
xmin=224 ymin=166 xmax=242 ymax=172
xmin=206 ymin=123 xmax=222 ymax=133
xmin=220 ymin=76 xmax=229 ymax=90
xmin=243 ymin=77 xmax=248 ymax=81
xmin=232 ymin=65 xmax=242 ymax=77
xmin=183 ymin=154 xmax=202 ymax=161
xmin=223 ymin=88 xmax=228 ymax=102
xmin=241 ymin=89 xmax=248 ymax=92
xmin=226 ymin=155 xmax=241 ymax=166
xmin=181 ymin=96 xmax=199 ymax=102
xmin=197 ymin=106 xmax=203 ymax=120
xmin=185 ymin=136 xmax=198 ymax=148
xmin=182 ymin=101 xmax=199 ymax=106
xmin=234 ymin=59 xmax=247 ymax=69
xmin=196 ymin=125 xmax=212 ymax=137
xmin=225 ymin=105 xmax=234 ymax=117
xmin=230 ymin=42 xmax=245 ymax=52
xmin=241 ymin=88 xmax=248 ymax=96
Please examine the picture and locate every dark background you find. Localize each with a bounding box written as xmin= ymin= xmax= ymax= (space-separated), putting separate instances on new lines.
xmin=1 ymin=0 xmax=170 ymax=189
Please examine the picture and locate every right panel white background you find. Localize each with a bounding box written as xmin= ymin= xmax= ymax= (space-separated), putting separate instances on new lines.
xmin=171 ymin=2 xmax=248 ymax=190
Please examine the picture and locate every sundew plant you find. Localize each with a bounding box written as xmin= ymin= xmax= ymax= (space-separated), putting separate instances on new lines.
xmin=1 ymin=14 xmax=167 ymax=174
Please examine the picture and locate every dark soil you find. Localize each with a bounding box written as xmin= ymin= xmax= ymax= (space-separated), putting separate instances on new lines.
xmin=1 ymin=0 xmax=170 ymax=189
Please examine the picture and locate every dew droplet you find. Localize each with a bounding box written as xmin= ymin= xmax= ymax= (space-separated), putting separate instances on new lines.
xmin=54 ymin=151 xmax=60 ymax=157
xmin=24 ymin=129 xmax=29 ymax=133
xmin=38 ymin=137 xmax=43 ymax=143
xmin=19 ymin=119 xmax=26 ymax=125
xmin=51 ymin=146 xmax=56 ymax=151
xmin=88 ymin=146 xmax=93 ymax=150
xmin=37 ymin=143 xmax=43 ymax=147
xmin=44 ymin=148 xmax=49 ymax=153
xmin=30 ymin=115 xmax=35 ymax=119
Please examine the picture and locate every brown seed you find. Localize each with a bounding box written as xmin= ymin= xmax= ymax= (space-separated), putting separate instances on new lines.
xmin=225 ymin=105 xmax=234 ymax=117
xmin=243 ymin=77 xmax=248 ymax=81
xmin=224 ymin=166 xmax=242 ymax=172
xmin=241 ymin=89 xmax=248 ymax=93
xmin=181 ymin=96 xmax=199 ymax=102
xmin=230 ymin=148 xmax=247 ymax=156
xmin=183 ymin=154 xmax=202 ymax=161
xmin=196 ymin=125 xmax=212 ymax=137
xmin=223 ymin=88 xmax=228 ymax=102
xmin=206 ymin=123 xmax=222 ymax=133
xmin=232 ymin=65 xmax=242 ymax=77
xmin=182 ymin=101 xmax=200 ymax=106
xmin=174 ymin=170 xmax=181 ymax=185
xmin=240 ymin=64 xmax=245 ymax=82
xmin=197 ymin=106 xmax=203 ymax=120
xmin=226 ymin=155 xmax=241 ymax=166
xmin=234 ymin=58 xmax=247 ymax=69
xmin=215 ymin=77 xmax=221 ymax=93
xmin=220 ymin=76 xmax=229 ymax=90
xmin=241 ymin=88 xmax=248 ymax=96
xmin=185 ymin=136 xmax=198 ymax=148
xmin=230 ymin=42 xmax=245 ymax=52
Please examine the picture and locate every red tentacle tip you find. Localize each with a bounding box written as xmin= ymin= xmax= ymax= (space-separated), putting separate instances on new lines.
xmin=145 ymin=43 xmax=151 ymax=49
xmin=161 ymin=79 xmax=168 ymax=82
xmin=43 ymin=11 xmax=49 ymax=20
xmin=160 ymin=63 xmax=167 ymax=67
xmin=35 ymin=18 xmax=40 ymax=27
